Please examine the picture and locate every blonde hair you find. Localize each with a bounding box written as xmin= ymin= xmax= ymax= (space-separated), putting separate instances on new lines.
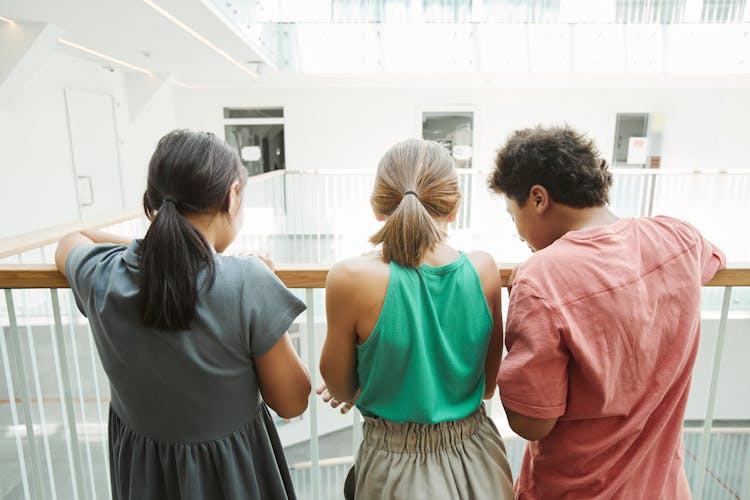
xmin=370 ymin=139 xmax=461 ymax=267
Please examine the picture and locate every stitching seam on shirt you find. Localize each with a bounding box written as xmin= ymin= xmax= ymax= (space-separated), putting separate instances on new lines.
xmin=518 ymin=239 xmax=700 ymax=311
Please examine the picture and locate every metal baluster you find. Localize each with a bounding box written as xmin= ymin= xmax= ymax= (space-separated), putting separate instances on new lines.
xmin=646 ymin=172 xmax=657 ymax=217
xmin=352 ymin=407 xmax=363 ymax=462
xmin=17 ymin=252 xmax=58 ymax=499
xmin=82 ymin=316 xmax=111 ymax=495
xmin=63 ymin=293 xmax=97 ymax=498
xmin=742 ymin=430 xmax=750 ymax=500
xmin=306 ymin=289 xmax=320 ymax=500
xmin=693 ymin=286 xmax=732 ymax=500
xmin=20 ymin=288 xmax=58 ymax=499
xmin=1 ymin=289 xmax=36 ymax=499
xmin=50 ymin=289 xmax=84 ymax=500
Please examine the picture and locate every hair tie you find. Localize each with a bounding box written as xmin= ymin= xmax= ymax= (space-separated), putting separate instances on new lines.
xmin=404 ymin=190 xmax=419 ymax=200
xmin=162 ymin=196 xmax=177 ymax=207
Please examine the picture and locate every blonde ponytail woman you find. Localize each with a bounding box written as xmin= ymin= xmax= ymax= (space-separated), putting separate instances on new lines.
xmin=320 ymin=139 xmax=514 ymax=500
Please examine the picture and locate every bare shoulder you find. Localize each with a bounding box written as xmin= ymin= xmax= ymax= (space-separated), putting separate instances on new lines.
xmin=327 ymin=254 xmax=389 ymax=292
xmin=465 ymin=250 xmax=502 ymax=290
xmin=466 ymin=250 xmax=498 ymax=274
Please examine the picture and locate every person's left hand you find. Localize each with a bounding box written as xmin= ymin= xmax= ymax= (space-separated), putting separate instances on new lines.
xmin=240 ymin=252 xmax=275 ymax=271
xmin=316 ymin=384 xmax=359 ymax=415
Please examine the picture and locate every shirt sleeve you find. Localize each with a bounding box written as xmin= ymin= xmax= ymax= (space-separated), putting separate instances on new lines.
xmin=698 ymin=234 xmax=726 ymax=285
xmin=242 ymin=258 xmax=307 ymax=359
xmin=498 ymin=281 xmax=569 ymax=419
xmin=657 ymin=216 xmax=726 ymax=285
xmin=65 ymin=243 xmax=124 ymax=317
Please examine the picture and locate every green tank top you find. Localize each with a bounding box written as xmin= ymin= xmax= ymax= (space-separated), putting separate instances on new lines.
xmin=355 ymin=252 xmax=493 ymax=424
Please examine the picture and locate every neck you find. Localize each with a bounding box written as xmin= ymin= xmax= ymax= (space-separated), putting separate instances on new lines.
xmin=183 ymin=213 xmax=220 ymax=250
xmin=552 ymin=204 xmax=620 ymax=239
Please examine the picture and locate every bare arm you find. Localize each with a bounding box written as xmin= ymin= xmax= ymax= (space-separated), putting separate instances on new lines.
xmin=319 ymin=262 xmax=360 ymax=402
xmin=256 ymin=333 xmax=311 ymax=418
xmin=55 ymin=230 xmax=132 ymax=276
xmin=504 ymin=406 xmax=558 ymax=441
xmin=468 ymin=252 xmax=504 ymax=399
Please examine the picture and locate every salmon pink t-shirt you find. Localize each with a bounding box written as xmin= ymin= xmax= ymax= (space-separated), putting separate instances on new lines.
xmin=498 ymin=216 xmax=725 ymax=499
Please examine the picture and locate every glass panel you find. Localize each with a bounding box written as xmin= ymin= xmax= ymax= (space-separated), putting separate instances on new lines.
xmin=613 ymin=113 xmax=649 ymax=166
xmin=422 ymin=111 xmax=474 ymax=168
xmin=225 ymin=124 xmax=286 ymax=177
xmin=615 ymin=0 xmax=686 ymax=23
xmin=701 ymin=0 xmax=746 ymax=22
xmin=684 ymin=286 xmax=750 ymax=498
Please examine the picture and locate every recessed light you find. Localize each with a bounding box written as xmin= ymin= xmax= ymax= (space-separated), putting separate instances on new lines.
xmin=143 ymin=0 xmax=256 ymax=78
xmin=58 ymin=38 xmax=152 ymax=75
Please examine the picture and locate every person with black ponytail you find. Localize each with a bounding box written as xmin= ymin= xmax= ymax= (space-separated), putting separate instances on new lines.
xmin=55 ymin=129 xmax=310 ymax=500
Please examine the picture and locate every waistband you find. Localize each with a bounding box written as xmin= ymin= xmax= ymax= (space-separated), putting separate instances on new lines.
xmin=361 ymin=405 xmax=492 ymax=454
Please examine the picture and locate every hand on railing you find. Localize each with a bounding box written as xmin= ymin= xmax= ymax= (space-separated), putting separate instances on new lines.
xmin=240 ymin=252 xmax=275 ymax=271
xmin=316 ymin=383 xmax=360 ymax=414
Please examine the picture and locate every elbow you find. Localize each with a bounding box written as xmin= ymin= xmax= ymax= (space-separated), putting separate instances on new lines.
xmin=505 ymin=408 xmax=558 ymax=441
xmin=483 ymin=381 xmax=498 ymax=400
xmin=275 ymin=396 xmax=309 ymax=419
xmin=274 ymin=381 xmax=311 ymax=419
xmin=509 ymin=423 xmax=553 ymax=442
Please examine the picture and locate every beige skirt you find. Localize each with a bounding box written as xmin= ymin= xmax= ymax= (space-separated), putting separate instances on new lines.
xmin=349 ymin=405 xmax=515 ymax=500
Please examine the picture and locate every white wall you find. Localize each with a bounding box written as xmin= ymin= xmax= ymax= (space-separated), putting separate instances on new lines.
xmin=175 ymin=82 xmax=750 ymax=172
xmin=0 ymin=48 xmax=176 ymax=239
xmin=4 ymin=72 xmax=747 ymax=239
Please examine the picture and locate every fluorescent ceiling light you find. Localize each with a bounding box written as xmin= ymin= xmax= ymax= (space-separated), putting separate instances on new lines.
xmin=0 ymin=16 xmax=15 ymax=23
xmin=172 ymin=79 xmax=252 ymax=89
xmin=58 ymin=38 xmax=152 ymax=75
xmin=143 ymin=0 xmax=256 ymax=78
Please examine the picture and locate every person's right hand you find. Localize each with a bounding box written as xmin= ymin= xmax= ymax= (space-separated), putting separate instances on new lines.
xmin=316 ymin=384 xmax=359 ymax=415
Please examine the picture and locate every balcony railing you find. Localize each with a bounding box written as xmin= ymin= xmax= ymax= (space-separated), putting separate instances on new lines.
xmin=1 ymin=168 xmax=749 ymax=500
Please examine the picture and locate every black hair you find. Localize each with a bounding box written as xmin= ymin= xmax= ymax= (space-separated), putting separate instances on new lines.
xmin=138 ymin=129 xmax=245 ymax=331
xmin=489 ymin=125 xmax=613 ymax=208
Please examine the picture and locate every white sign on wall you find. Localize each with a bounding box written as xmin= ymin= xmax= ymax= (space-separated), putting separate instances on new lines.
xmin=627 ymin=137 xmax=648 ymax=165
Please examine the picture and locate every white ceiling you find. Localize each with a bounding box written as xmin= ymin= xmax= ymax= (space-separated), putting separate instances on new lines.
xmin=0 ymin=0 xmax=270 ymax=85
xmin=1 ymin=0 xmax=749 ymax=87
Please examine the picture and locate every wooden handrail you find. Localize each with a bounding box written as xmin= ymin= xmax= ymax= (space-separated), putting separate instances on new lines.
xmin=0 ymin=265 xmax=747 ymax=290
xmin=0 ymin=209 xmax=142 ymax=259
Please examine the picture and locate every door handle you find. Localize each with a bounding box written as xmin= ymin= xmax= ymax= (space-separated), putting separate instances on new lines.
xmin=77 ymin=175 xmax=95 ymax=206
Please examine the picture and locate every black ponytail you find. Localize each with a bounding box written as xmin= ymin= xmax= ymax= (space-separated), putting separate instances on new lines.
xmin=138 ymin=130 xmax=245 ymax=331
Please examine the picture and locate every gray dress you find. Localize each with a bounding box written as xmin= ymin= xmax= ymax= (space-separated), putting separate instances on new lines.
xmin=67 ymin=241 xmax=306 ymax=500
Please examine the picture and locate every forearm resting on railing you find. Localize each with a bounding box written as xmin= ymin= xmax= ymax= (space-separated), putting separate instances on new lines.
xmin=54 ymin=230 xmax=133 ymax=275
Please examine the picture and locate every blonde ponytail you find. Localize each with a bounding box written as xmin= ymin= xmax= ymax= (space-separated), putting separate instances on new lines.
xmin=370 ymin=140 xmax=461 ymax=267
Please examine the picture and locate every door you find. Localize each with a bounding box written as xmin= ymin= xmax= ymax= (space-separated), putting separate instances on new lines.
xmin=64 ymin=89 xmax=125 ymax=220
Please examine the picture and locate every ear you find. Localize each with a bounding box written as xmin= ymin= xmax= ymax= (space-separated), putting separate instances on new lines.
xmin=373 ymin=209 xmax=386 ymax=222
xmin=446 ymin=204 xmax=459 ymax=223
xmin=529 ymin=185 xmax=550 ymax=215
xmin=228 ymin=181 xmax=242 ymax=215
xmin=371 ymin=200 xmax=386 ymax=222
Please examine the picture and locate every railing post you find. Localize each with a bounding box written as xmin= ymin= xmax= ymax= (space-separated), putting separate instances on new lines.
xmin=742 ymin=446 xmax=750 ymax=500
xmin=80 ymin=308 xmax=112 ymax=492
xmin=63 ymin=292 xmax=98 ymax=499
xmin=50 ymin=289 xmax=85 ymax=500
xmin=306 ymin=288 xmax=320 ymax=500
xmin=645 ymin=172 xmax=657 ymax=217
xmin=352 ymin=408 xmax=362 ymax=460
xmin=693 ymin=286 xmax=732 ymax=500
xmin=19 ymin=288 xmax=59 ymax=499
xmin=1 ymin=289 xmax=40 ymax=500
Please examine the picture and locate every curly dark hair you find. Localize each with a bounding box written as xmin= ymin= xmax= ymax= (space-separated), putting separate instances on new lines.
xmin=489 ymin=125 xmax=613 ymax=208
